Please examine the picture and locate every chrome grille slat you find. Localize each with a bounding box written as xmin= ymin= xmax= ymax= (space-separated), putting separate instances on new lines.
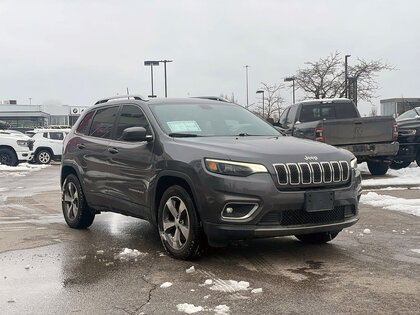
xmin=273 ymin=161 xmax=350 ymax=188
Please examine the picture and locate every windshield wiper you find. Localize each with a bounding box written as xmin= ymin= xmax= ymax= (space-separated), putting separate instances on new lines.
xmin=168 ymin=133 xmax=199 ymax=137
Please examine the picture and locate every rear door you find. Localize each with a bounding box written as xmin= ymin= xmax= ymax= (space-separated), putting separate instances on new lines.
xmin=75 ymin=106 xmax=119 ymax=208
xmin=48 ymin=131 xmax=65 ymax=155
xmin=105 ymin=104 xmax=155 ymax=218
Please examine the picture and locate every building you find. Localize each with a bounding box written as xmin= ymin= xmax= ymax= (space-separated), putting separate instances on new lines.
xmin=0 ymin=101 xmax=90 ymax=129
xmin=380 ymin=98 xmax=420 ymax=117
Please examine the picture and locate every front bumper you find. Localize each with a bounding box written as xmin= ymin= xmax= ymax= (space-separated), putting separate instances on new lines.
xmin=195 ymin=168 xmax=362 ymax=245
xmin=16 ymin=150 xmax=34 ymax=162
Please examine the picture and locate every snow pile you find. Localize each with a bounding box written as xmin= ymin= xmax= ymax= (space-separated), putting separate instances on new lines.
xmin=115 ymin=248 xmax=147 ymax=261
xmin=209 ymin=280 xmax=250 ymax=292
xmin=186 ymin=266 xmax=195 ymax=273
xmin=214 ymin=305 xmax=230 ymax=315
xmin=0 ymin=163 xmax=50 ymax=177
xmin=360 ymin=163 xmax=420 ymax=187
xmin=176 ymin=303 xmax=204 ymax=314
xmin=363 ymin=228 xmax=372 ymax=234
xmin=160 ymin=282 xmax=173 ymax=288
xmin=360 ymin=192 xmax=420 ymax=216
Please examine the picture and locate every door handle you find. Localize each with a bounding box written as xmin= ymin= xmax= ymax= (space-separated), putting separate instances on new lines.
xmin=77 ymin=144 xmax=85 ymax=149
xmin=108 ymin=147 xmax=119 ymax=154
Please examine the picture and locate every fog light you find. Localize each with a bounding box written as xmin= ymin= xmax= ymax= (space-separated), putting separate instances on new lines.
xmin=221 ymin=203 xmax=259 ymax=221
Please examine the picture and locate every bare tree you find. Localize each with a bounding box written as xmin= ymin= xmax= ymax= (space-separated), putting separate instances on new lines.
xmin=294 ymin=52 xmax=394 ymax=103
xmin=253 ymin=83 xmax=285 ymax=120
xmin=219 ymin=92 xmax=239 ymax=104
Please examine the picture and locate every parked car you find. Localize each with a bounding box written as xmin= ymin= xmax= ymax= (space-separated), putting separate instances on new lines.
xmin=61 ymin=95 xmax=361 ymax=259
xmin=0 ymin=129 xmax=34 ymax=166
xmin=276 ymin=99 xmax=399 ymax=175
xmin=26 ymin=129 xmax=70 ymax=164
xmin=390 ymin=107 xmax=420 ymax=169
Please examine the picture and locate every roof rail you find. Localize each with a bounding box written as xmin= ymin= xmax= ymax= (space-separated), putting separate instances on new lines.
xmin=192 ymin=96 xmax=230 ymax=102
xmin=94 ymin=95 xmax=148 ymax=105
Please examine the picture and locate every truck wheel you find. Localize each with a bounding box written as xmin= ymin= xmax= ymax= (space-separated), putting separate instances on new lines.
xmin=367 ymin=161 xmax=389 ymax=175
xmin=62 ymin=174 xmax=95 ymax=229
xmin=0 ymin=148 xmax=18 ymax=166
xmin=158 ymin=185 xmax=205 ymax=260
xmin=390 ymin=160 xmax=411 ymax=170
xmin=36 ymin=150 xmax=52 ymax=164
xmin=295 ymin=231 xmax=340 ymax=244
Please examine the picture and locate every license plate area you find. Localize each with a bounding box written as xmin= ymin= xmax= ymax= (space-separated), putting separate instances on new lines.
xmin=305 ymin=191 xmax=334 ymax=212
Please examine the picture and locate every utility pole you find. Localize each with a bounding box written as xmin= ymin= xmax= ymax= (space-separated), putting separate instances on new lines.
xmin=345 ymin=55 xmax=351 ymax=98
xmin=160 ymin=60 xmax=173 ymax=97
xmin=29 ymin=97 xmax=32 ymax=105
xmin=256 ymin=90 xmax=265 ymax=118
xmin=244 ymin=65 xmax=250 ymax=108
xmin=284 ymin=77 xmax=296 ymax=104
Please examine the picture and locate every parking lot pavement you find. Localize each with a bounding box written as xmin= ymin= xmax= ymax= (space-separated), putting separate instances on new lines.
xmin=0 ymin=165 xmax=419 ymax=314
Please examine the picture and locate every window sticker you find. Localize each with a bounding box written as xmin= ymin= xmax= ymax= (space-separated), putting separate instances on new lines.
xmin=167 ymin=121 xmax=202 ymax=133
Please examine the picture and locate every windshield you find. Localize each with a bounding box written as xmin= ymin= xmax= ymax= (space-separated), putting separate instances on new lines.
xmin=150 ymin=103 xmax=279 ymax=137
xmin=396 ymin=107 xmax=420 ymax=121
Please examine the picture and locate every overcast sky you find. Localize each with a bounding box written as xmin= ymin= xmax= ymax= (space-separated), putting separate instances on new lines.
xmin=1 ymin=0 xmax=419 ymax=115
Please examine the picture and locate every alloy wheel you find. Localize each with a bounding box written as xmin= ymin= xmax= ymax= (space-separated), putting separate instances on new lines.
xmin=38 ymin=151 xmax=51 ymax=164
xmin=63 ymin=182 xmax=79 ymax=220
xmin=162 ymin=196 xmax=190 ymax=250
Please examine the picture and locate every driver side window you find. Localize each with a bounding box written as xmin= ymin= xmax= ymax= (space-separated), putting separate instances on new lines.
xmin=115 ymin=105 xmax=151 ymax=140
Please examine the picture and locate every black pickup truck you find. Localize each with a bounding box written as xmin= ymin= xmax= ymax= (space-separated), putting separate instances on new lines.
xmin=390 ymin=107 xmax=420 ymax=169
xmin=276 ymin=99 xmax=399 ymax=175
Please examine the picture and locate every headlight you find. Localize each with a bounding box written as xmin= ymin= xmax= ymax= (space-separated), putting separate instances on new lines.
xmin=350 ymin=157 xmax=357 ymax=169
xmin=16 ymin=140 xmax=29 ymax=146
xmin=205 ymin=158 xmax=268 ymax=177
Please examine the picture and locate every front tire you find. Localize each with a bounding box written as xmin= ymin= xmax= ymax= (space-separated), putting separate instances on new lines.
xmin=36 ymin=149 xmax=52 ymax=164
xmin=62 ymin=174 xmax=95 ymax=229
xmin=367 ymin=161 xmax=389 ymax=175
xmin=295 ymin=231 xmax=340 ymax=244
xmin=158 ymin=185 xmax=204 ymax=260
xmin=0 ymin=148 xmax=18 ymax=166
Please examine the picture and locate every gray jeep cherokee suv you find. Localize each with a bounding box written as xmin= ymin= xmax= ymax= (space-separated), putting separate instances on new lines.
xmin=61 ymin=95 xmax=362 ymax=259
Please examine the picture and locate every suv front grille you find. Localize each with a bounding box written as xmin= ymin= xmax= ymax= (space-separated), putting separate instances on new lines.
xmin=273 ymin=161 xmax=350 ymax=188
xmin=258 ymin=205 xmax=356 ymax=226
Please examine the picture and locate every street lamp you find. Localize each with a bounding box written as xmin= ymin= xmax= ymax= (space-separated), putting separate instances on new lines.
xmin=284 ymin=77 xmax=296 ymax=104
xmin=256 ymin=90 xmax=265 ymax=117
xmin=144 ymin=60 xmax=160 ymax=98
xmin=345 ymin=55 xmax=351 ymax=98
xmin=244 ymin=65 xmax=250 ymax=108
xmin=160 ymin=60 xmax=173 ymax=97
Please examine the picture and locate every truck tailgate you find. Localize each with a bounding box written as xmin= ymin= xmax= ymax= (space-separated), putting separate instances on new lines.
xmin=323 ymin=116 xmax=395 ymax=145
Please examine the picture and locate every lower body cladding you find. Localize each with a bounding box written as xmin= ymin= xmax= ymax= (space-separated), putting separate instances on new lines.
xmin=197 ymin=170 xmax=362 ymax=246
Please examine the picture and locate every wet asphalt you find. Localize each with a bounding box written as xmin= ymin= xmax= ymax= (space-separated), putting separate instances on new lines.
xmin=0 ymin=165 xmax=419 ymax=314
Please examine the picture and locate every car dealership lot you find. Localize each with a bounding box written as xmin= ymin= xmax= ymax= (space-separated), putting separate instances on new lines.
xmin=0 ymin=165 xmax=419 ymax=314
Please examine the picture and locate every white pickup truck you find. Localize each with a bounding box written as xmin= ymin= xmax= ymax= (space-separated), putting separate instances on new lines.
xmin=26 ymin=129 xmax=70 ymax=164
xmin=0 ymin=129 xmax=34 ymax=166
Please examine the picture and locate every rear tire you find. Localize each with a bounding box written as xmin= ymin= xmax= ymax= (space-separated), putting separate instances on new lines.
xmin=36 ymin=149 xmax=52 ymax=164
xmin=367 ymin=161 xmax=389 ymax=175
xmin=158 ymin=185 xmax=204 ymax=260
xmin=0 ymin=148 xmax=18 ymax=166
xmin=62 ymin=174 xmax=95 ymax=229
xmin=390 ymin=160 xmax=411 ymax=170
xmin=295 ymin=231 xmax=340 ymax=244
xmin=416 ymin=151 xmax=420 ymax=167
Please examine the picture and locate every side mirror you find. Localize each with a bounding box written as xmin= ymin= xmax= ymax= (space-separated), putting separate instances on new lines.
xmin=266 ymin=117 xmax=274 ymax=125
xmin=121 ymin=127 xmax=152 ymax=142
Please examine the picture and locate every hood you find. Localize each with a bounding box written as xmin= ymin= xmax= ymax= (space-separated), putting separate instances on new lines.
xmin=173 ymin=136 xmax=354 ymax=164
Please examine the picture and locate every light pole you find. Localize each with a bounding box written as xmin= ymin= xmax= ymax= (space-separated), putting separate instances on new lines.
xmin=160 ymin=60 xmax=173 ymax=97
xmin=284 ymin=77 xmax=296 ymax=104
xmin=345 ymin=54 xmax=351 ymax=98
xmin=244 ymin=65 xmax=250 ymax=108
xmin=144 ymin=60 xmax=160 ymax=98
xmin=29 ymin=97 xmax=32 ymax=105
xmin=256 ymin=90 xmax=265 ymax=117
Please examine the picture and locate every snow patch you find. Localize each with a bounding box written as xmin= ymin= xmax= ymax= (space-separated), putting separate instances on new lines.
xmin=209 ymin=280 xmax=250 ymax=292
xmin=360 ymin=163 xmax=420 ymax=187
xmin=96 ymin=250 xmax=104 ymax=255
xmin=251 ymin=288 xmax=263 ymax=294
xmin=204 ymin=279 xmax=213 ymax=285
xmin=410 ymin=249 xmax=420 ymax=254
xmin=160 ymin=282 xmax=173 ymax=288
xmin=360 ymin=192 xmax=420 ymax=216
xmin=186 ymin=266 xmax=195 ymax=273
xmin=214 ymin=305 xmax=230 ymax=315
xmin=176 ymin=303 xmax=204 ymax=314
xmin=363 ymin=228 xmax=371 ymax=234
xmin=115 ymin=248 xmax=147 ymax=261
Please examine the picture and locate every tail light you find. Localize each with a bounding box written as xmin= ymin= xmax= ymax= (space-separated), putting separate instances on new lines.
xmin=314 ymin=127 xmax=324 ymax=142
xmin=392 ymin=122 xmax=398 ymax=139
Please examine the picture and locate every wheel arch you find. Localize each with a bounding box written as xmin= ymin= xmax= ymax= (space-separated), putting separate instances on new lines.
xmin=151 ymin=171 xmax=200 ymax=225
xmin=35 ymin=146 xmax=54 ymax=156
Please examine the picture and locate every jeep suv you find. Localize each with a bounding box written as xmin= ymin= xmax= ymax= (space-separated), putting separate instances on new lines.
xmin=61 ymin=95 xmax=362 ymax=259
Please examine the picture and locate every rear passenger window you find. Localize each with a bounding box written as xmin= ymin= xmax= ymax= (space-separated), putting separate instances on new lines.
xmin=334 ymin=103 xmax=359 ymax=119
xmin=89 ymin=107 xmax=118 ymax=139
xmin=49 ymin=132 xmax=64 ymax=140
xmin=115 ymin=105 xmax=151 ymax=140
xmin=76 ymin=111 xmax=95 ymax=135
